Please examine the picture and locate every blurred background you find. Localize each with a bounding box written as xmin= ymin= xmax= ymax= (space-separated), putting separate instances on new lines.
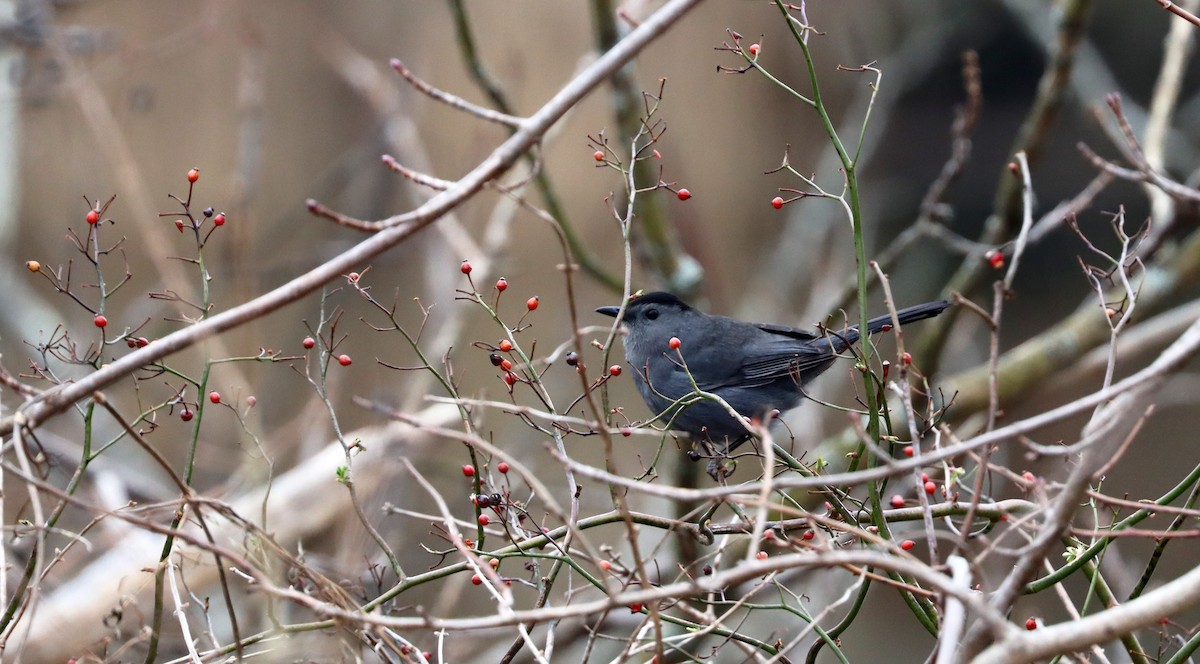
xmin=2 ymin=0 xmax=1199 ymax=661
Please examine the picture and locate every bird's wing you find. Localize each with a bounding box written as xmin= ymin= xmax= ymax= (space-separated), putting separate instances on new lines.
xmin=734 ymin=321 xmax=849 ymax=379
xmin=697 ymin=324 xmax=837 ymax=389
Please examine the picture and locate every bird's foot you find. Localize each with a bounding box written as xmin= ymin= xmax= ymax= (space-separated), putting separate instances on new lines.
xmin=706 ymin=457 xmax=736 ymax=481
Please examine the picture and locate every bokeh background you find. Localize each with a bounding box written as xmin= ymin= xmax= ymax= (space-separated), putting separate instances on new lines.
xmin=2 ymin=1 xmax=1198 ymax=661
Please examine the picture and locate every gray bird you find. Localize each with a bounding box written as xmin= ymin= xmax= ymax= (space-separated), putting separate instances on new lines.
xmin=597 ymin=292 xmax=950 ymax=464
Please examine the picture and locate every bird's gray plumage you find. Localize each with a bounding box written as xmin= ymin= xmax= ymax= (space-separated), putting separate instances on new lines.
xmin=597 ymin=292 xmax=950 ymax=449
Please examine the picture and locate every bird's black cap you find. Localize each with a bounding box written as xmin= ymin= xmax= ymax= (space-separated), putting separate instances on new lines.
xmin=596 ymin=292 xmax=691 ymax=318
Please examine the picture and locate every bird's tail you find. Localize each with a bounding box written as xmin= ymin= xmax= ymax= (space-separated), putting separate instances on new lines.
xmin=836 ymin=300 xmax=952 ymax=347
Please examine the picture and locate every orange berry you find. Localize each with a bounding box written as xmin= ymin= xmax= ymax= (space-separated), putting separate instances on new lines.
xmin=186 ymin=168 xmax=200 ymax=183
xmin=593 ymin=150 xmax=605 ymax=161
xmin=499 ymin=340 xmax=513 ymax=352
xmin=25 ymin=260 xmax=40 ymax=273
xmin=756 ymin=550 xmax=768 ymax=560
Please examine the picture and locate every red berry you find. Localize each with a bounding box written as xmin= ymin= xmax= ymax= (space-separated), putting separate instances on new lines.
xmin=629 ymin=602 xmax=643 ymax=613
xmin=504 ymin=372 xmax=517 ymax=386
xmin=337 ymin=354 xmax=352 ymax=366
xmin=890 ymin=495 xmax=905 ymax=509
xmin=802 ymin=530 xmax=814 ymax=540
xmin=903 ymin=445 xmax=914 ymax=457
xmin=126 ymin=338 xmax=138 ymax=348
xmin=180 ymin=408 xmax=194 ymax=422
xmin=593 ymin=150 xmax=605 ymax=161
xmin=135 ymin=337 xmax=148 ymax=348
xmin=186 ymin=168 xmax=200 ymax=183
xmin=1022 ymin=471 xmax=1035 ymax=483
xmin=771 ymin=196 xmax=784 ymax=209
xmin=212 ymin=213 xmax=226 ymax=226
xmin=1025 ymin=617 xmax=1037 ymax=630
xmin=526 ymin=296 xmax=539 ymax=311
xmin=669 ymin=336 xmax=681 ymax=349
xmin=599 ymin=560 xmax=612 ymax=571
xmin=986 ymin=250 xmax=1005 ymax=269
xmin=471 ymin=574 xmax=482 ymax=585
xmin=902 ymin=352 xmax=912 ymax=365
xmin=495 ymin=277 xmax=508 ymax=292
xmin=461 ymin=260 xmax=472 ymax=274
xmin=620 ymin=427 xmax=632 ymax=437
xmin=677 ymin=188 xmax=691 ymax=201
xmin=609 ymin=365 xmax=622 ymax=377
xmin=175 ymin=219 xmax=185 ymax=232
xmin=209 ymin=391 xmax=221 ymax=404
xmin=498 ymin=340 xmax=513 ymax=353
xmin=303 ymin=336 xmax=316 ymax=349
xmin=756 ymin=550 xmax=768 ymax=560
xmin=924 ymin=481 xmax=937 ymax=495
xmin=497 ymin=462 xmax=510 ymax=474
xmin=1009 ymin=162 xmax=1020 ymax=175
xmin=93 ymin=314 xmax=107 ymax=328
xmin=462 ymin=464 xmax=475 ymax=477
xmin=86 ymin=210 xmax=100 ymax=225
xmin=652 ymin=149 xmax=661 ymax=159
xmin=499 ymin=359 xmax=512 ymax=371
xmin=901 ymin=539 xmax=915 ymax=551
xmin=748 ymin=43 xmax=761 ymax=56
xmin=478 ymin=514 xmax=490 ymax=526
xmin=246 ymin=395 xmax=257 ymax=407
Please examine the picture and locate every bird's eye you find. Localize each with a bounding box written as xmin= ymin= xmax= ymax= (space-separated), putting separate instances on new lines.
xmin=645 ymin=308 xmax=659 ymax=320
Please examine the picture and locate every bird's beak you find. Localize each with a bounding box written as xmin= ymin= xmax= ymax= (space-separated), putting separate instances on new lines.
xmin=595 ymin=306 xmax=621 ymax=318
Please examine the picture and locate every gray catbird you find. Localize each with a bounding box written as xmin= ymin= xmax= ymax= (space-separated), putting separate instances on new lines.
xmin=597 ymin=292 xmax=950 ymax=460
